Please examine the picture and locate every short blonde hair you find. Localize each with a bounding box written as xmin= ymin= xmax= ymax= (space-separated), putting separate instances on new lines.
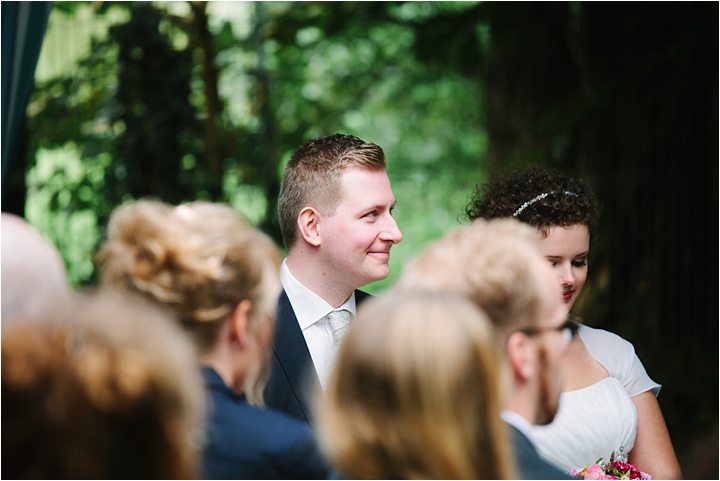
xmin=96 ymin=199 xmax=282 ymax=404
xmin=395 ymin=218 xmax=545 ymax=337
xmin=278 ymin=134 xmax=386 ymax=248
xmin=316 ymin=291 xmax=515 ymax=480
xmin=2 ymin=290 xmax=204 ymax=479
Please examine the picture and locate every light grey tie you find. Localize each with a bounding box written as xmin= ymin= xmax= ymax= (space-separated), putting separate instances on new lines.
xmin=322 ymin=309 xmax=351 ymax=389
xmin=327 ymin=309 xmax=351 ymax=347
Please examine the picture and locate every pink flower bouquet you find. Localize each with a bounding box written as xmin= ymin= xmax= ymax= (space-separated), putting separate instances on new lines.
xmin=569 ymin=450 xmax=651 ymax=480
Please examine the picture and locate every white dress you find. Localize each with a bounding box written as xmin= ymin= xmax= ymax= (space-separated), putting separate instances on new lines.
xmin=530 ymin=324 xmax=661 ymax=473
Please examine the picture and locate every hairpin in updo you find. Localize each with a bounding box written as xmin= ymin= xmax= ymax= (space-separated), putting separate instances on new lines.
xmin=174 ymin=205 xmax=194 ymax=221
xmin=513 ymin=191 xmax=578 ymax=217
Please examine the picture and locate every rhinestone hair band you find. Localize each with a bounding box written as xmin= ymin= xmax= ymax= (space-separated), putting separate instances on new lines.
xmin=513 ymin=191 xmax=578 ymax=217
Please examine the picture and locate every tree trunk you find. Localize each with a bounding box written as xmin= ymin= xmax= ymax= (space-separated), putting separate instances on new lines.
xmin=190 ymin=1 xmax=224 ymax=200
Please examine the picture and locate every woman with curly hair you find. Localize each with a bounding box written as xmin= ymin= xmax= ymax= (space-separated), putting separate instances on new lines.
xmin=465 ymin=167 xmax=681 ymax=479
xmin=96 ymin=199 xmax=330 ymax=480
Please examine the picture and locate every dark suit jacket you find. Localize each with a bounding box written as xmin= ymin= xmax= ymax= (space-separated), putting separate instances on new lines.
xmin=201 ymin=367 xmax=331 ymax=480
xmin=508 ymin=423 xmax=571 ymax=480
xmin=264 ymin=289 xmax=371 ymax=424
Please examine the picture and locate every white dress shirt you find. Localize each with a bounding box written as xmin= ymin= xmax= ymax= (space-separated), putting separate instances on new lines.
xmin=280 ymin=259 xmax=357 ymax=390
xmin=501 ymin=410 xmax=538 ymax=448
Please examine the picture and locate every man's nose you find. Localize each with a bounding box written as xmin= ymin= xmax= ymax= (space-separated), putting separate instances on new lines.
xmin=380 ymin=215 xmax=402 ymax=244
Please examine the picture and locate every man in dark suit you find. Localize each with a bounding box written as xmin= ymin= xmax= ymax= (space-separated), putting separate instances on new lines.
xmin=506 ymin=418 xmax=570 ymax=479
xmin=395 ymin=219 xmax=571 ymax=479
xmin=264 ymin=134 xmax=403 ymax=424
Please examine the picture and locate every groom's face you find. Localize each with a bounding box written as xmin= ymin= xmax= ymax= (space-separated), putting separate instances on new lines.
xmin=317 ymin=166 xmax=402 ymax=289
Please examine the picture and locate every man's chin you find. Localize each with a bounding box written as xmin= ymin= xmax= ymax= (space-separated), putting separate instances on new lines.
xmin=361 ymin=267 xmax=390 ymax=286
xmin=375 ymin=267 xmax=390 ymax=281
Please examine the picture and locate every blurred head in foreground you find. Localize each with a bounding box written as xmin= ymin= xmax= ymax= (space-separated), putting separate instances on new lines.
xmin=395 ymin=218 xmax=568 ymax=427
xmin=316 ymin=291 xmax=514 ymax=479
xmin=1 ymin=290 xmax=204 ymax=479
xmin=1 ymin=212 xmax=72 ymax=328
xmin=96 ymin=199 xmax=282 ymax=405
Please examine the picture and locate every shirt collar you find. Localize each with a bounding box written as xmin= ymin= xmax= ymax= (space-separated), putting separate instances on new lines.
xmin=501 ymin=410 xmax=537 ymax=447
xmin=280 ymin=259 xmax=357 ymax=330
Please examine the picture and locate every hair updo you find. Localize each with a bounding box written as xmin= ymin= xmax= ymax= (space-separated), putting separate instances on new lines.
xmin=97 ymin=200 xmax=280 ymax=350
xmin=465 ymin=167 xmax=602 ymax=237
xmin=96 ymin=200 xmax=281 ymax=404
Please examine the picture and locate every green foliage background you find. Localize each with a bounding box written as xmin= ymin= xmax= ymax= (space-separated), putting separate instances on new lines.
xmin=26 ymin=1 xmax=486 ymax=291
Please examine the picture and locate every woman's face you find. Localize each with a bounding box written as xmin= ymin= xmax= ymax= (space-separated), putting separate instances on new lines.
xmin=538 ymin=224 xmax=590 ymax=312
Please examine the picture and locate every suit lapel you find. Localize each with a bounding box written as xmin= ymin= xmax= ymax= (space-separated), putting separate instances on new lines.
xmin=355 ymin=289 xmax=371 ymax=305
xmin=270 ymin=289 xmax=373 ymax=423
xmin=272 ymin=291 xmax=318 ymax=419
xmin=274 ymin=290 xmax=371 ymax=380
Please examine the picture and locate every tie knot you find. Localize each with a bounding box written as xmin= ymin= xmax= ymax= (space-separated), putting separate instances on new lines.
xmin=327 ymin=309 xmax=351 ymax=344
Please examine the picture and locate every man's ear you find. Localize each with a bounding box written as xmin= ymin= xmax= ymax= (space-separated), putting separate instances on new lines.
xmin=297 ymin=207 xmax=322 ymax=247
xmin=506 ymin=331 xmax=536 ymax=381
xmin=229 ymin=299 xmax=253 ymax=349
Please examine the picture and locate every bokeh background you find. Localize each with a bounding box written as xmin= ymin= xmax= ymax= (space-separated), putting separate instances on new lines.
xmin=3 ymin=2 xmax=717 ymax=477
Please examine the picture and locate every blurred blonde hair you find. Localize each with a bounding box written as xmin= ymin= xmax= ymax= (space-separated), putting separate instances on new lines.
xmin=316 ymin=291 xmax=515 ymax=480
xmin=96 ymin=199 xmax=282 ymax=405
xmin=2 ymin=290 xmax=204 ymax=479
xmin=395 ymin=218 xmax=546 ymax=337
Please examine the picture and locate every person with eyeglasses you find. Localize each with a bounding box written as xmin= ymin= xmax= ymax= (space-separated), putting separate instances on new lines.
xmin=316 ymin=291 xmax=517 ymax=479
xmin=395 ymin=218 xmax=573 ymax=479
xmin=518 ymin=318 xmax=580 ymax=345
xmin=465 ymin=167 xmax=681 ymax=479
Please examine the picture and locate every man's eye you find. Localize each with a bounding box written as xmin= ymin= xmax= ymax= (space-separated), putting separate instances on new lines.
xmin=365 ymin=211 xmax=378 ymax=218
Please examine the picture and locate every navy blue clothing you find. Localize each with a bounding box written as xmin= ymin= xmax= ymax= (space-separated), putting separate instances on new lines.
xmin=201 ymin=367 xmax=331 ymax=480
xmin=508 ymin=423 xmax=571 ymax=480
xmin=264 ymin=289 xmax=371 ymax=424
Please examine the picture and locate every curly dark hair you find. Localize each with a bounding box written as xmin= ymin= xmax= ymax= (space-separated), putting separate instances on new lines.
xmin=465 ymin=167 xmax=602 ymax=237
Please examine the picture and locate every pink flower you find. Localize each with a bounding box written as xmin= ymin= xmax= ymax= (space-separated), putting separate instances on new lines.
xmin=569 ymin=457 xmax=652 ymax=480
xmin=608 ymin=461 xmax=651 ymax=479
xmin=584 ymin=464 xmax=605 ymax=480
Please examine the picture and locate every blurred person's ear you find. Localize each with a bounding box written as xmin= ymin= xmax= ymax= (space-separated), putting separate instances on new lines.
xmin=297 ymin=207 xmax=322 ymax=247
xmin=229 ymin=299 xmax=253 ymax=348
xmin=506 ymin=331 xmax=537 ymax=381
